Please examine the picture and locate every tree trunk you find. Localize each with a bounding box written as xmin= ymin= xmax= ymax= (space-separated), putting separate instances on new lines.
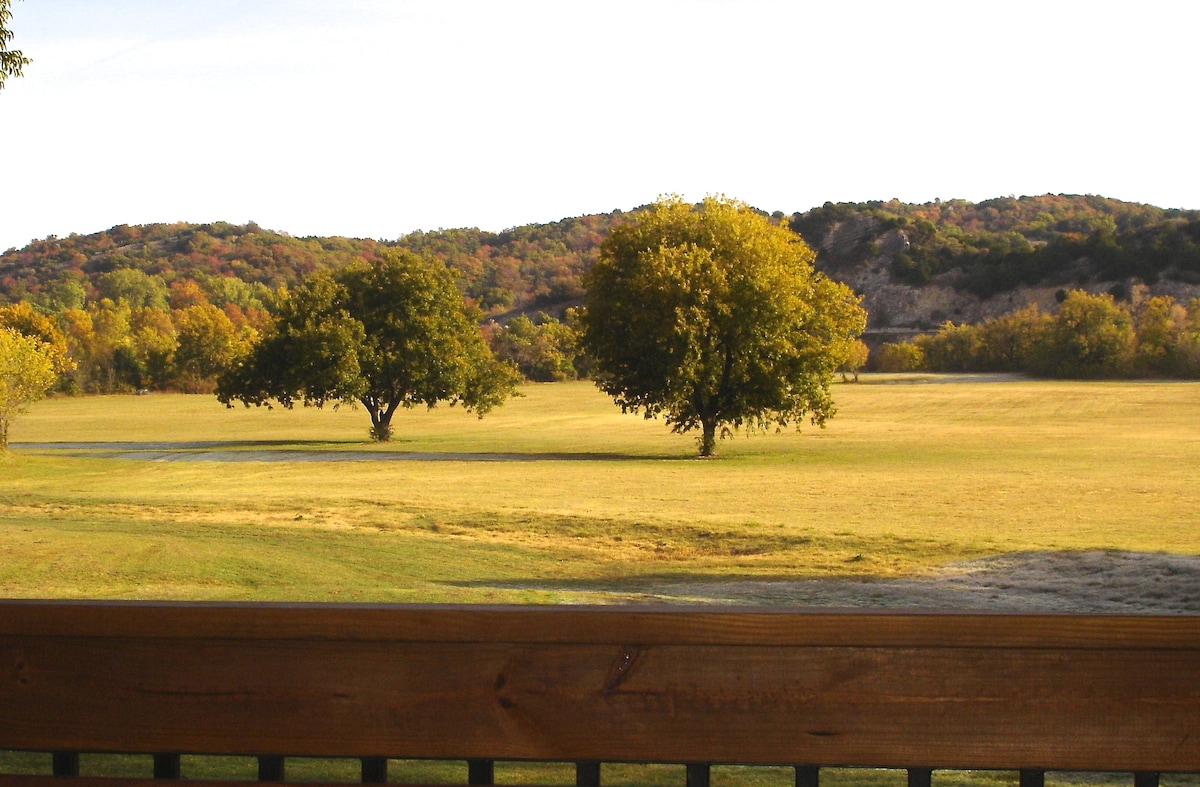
xmin=368 ymin=408 xmax=394 ymax=442
xmin=698 ymin=419 xmax=717 ymax=458
xmin=362 ymin=396 xmax=402 ymax=442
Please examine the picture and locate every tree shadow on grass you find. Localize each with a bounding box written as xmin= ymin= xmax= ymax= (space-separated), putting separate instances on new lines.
xmin=442 ymin=573 xmax=922 ymax=608
xmin=14 ymin=440 xmax=343 ymax=450
xmin=443 ymin=573 xmax=891 ymax=598
xmin=443 ymin=553 xmax=1200 ymax=613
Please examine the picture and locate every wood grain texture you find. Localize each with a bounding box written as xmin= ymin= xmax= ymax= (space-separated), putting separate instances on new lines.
xmin=3 ymin=602 xmax=1199 ymax=773
xmin=3 ymin=600 xmax=1200 ymax=647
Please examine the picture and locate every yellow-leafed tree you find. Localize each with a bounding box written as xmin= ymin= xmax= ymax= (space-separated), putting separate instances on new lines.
xmin=581 ymin=196 xmax=866 ymax=457
xmin=0 ymin=327 xmax=59 ymax=450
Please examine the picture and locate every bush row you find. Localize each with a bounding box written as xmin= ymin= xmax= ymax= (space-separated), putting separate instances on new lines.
xmin=876 ymin=289 xmax=1200 ymax=379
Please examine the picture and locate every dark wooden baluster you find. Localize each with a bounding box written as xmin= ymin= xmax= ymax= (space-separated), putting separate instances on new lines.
xmin=686 ymin=763 xmax=711 ymax=787
xmin=51 ymin=752 xmax=80 ymax=777
xmin=361 ymin=756 xmax=388 ymax=783
xmin=907 ymin=767 xmax=933 ymax=787
xmin=1019 ymin=770 xmax=1045 ymax=787
xmin=795 ymin=765 xmax=820 ymax=787
xmin=576 ymin=760 xmax=601 ymax=786
xmin=258 ymin=755 xmax=285 ymax=781
xmin=153 ymin=753 xmax=181 ymax=779
xmin=467 ymin=758 xmax=494 ymax=785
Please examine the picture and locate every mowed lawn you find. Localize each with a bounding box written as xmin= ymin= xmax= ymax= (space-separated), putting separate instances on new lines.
xmin=2 ymin=377 xmax=1198 ymax=602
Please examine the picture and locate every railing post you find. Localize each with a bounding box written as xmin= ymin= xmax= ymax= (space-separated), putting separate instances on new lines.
xmin=258 ymin=755 xmax=285 ymax=782
xmin=1134 ymin=773 xmax=1160 ymax=787
xmin=360 ymin=756 xmax=388 ymax=783
xmin=907 ymin=767 xmax=933 ymax=787
xmin=795 ymin=765 xmax=820 ymax=787
xmin=51 ymin=752 xmax=79 ymax=777
xmin=153 ymin=753 xmax=181 ymax=779
xmin=576 ymin=760 xmax=601 ymax=786
xmin=686 ymin=763 xmax=711 ymax=787
xmin=1020 ymin=770 xmax=1045 ymax=787
xmin=467 ymin=758 xmax=494 ymax=785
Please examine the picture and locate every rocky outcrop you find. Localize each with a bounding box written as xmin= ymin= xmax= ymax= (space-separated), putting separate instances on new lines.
xmin=811 ymin=219 xmax=1200 ymax=343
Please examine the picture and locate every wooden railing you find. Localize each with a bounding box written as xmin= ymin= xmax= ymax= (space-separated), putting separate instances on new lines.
xmin=2 ymin=601 xmax=1199 ymax=786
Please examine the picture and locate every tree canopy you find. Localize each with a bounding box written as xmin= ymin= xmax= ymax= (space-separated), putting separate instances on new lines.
xmin=581 ymin=196 xmax=866 ymax=457
xmin=217 ymin=249 xmax=519 ymax=441
xmin=0 ymin=0 xmax=29 ymax=90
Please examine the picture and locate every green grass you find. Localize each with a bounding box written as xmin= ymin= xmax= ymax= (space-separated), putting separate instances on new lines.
xmin=2 ymin=751 xmax=1191 ymax=786
xmin=2 ymin=377 xmax=1200 ymax=601
xmin=2 ymin=749 xmax=1186 ymax=785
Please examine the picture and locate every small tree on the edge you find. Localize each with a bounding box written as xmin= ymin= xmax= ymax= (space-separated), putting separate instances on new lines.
xmin=0 ymin=0 xmax=31 ymax=90
xmin=0 ymin=328 xmax=59 ymax=450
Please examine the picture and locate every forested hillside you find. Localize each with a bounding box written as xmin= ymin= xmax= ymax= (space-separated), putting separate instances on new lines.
xmin=0 ymin=214 xmax=620 ymax=318
xmin=5 ymin=196 xmax=1199 ymax=325
xmin=4 ymin=194 xmax=1200 ymax=390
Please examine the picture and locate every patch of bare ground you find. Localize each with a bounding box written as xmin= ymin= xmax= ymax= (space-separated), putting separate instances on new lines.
xmin=641 ymin=551 xmax=1200 ymax=612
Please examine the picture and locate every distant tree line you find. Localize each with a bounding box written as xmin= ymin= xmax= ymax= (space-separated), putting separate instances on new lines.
xmin=875 ymin=289 xmax=1200 ymax=379
xmin=3 ymin=305 xmax=251 ymax=395
xmin=483 ymin=311 xmax=590 ymax=383
xmin=0 ymin=267 xmax=592 ymax=396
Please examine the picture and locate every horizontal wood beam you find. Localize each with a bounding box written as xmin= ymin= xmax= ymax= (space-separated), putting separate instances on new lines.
xmin=3 ymin=600 xmax=1200 ymax=648
xmin=3 ymin=603 xmax=1199 ymax=773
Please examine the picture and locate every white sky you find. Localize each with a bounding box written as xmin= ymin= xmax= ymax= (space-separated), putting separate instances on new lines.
xmin=2 ymin=0 xmax=1197 ymax=251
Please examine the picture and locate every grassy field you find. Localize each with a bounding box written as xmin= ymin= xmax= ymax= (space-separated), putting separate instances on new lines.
xmin=4 ymin=378 xmax=1200 ymax=784
xmin=2 ymin=376 xmax=1198 ymax=602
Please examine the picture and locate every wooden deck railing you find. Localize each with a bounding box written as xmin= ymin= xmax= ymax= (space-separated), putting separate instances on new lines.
xmin=2 ymin=601 xmax=1199 ymax=786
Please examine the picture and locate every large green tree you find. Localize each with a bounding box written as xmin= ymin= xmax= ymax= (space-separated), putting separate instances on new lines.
xmin=217 ymin=250 xmax=519 ymax=441
xmin=0 ymin=327 xmax=58 ymax=450
xmin=0 ymin=0 xmax=29 ymax=90
xmin=581 ymin=196 xmax=866 ymax=457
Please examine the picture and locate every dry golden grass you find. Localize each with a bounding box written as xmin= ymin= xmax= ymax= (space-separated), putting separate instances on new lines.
xmin=3 ymin=377 xmax=1199 ymax=601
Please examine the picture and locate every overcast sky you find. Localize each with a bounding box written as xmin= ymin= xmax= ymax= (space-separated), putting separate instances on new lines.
xmin=2 ymin=0 xmax=1196 ymax=251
